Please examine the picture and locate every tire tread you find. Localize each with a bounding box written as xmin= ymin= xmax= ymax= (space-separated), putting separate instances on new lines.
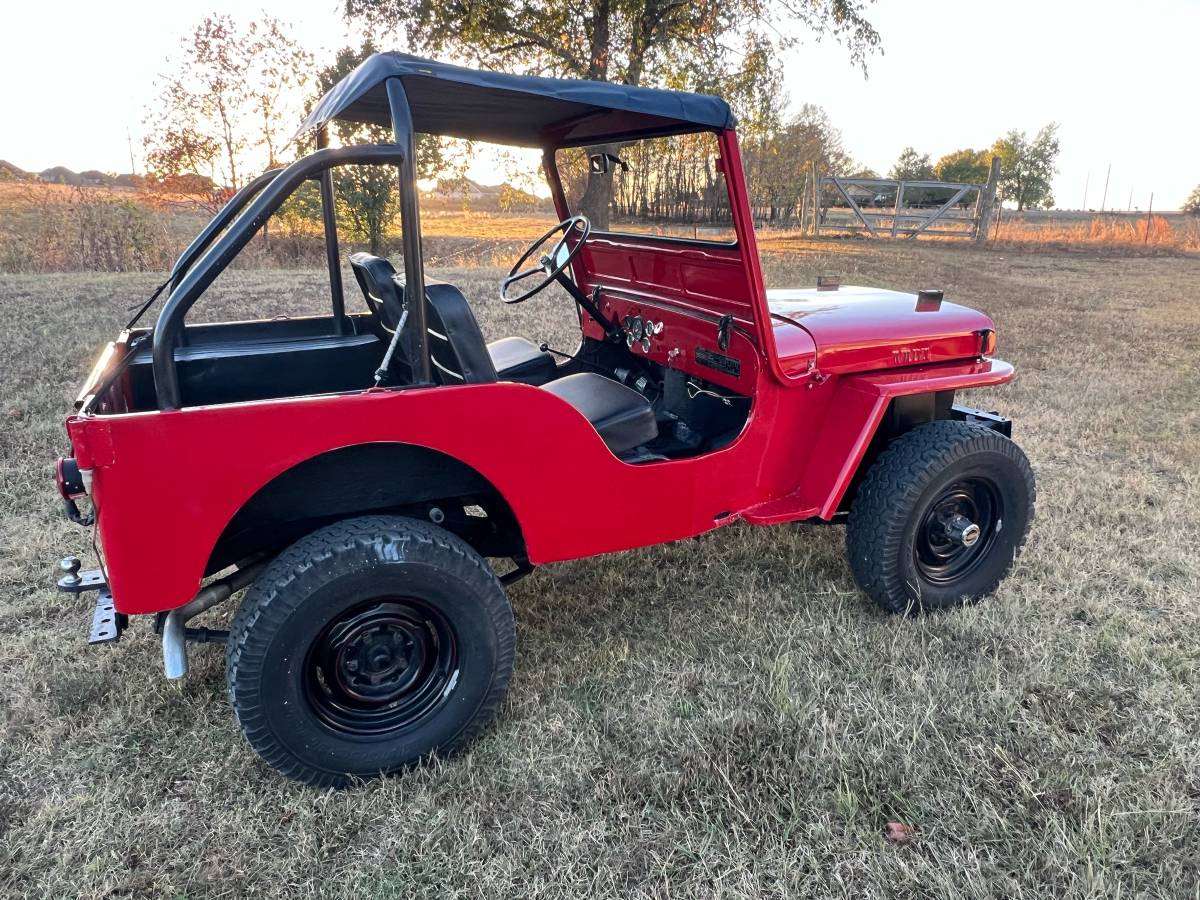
xmin=226 ymin=515 xmax=515 ymax=787
xmin=846 ymin=419 xmax=1035 ymax=614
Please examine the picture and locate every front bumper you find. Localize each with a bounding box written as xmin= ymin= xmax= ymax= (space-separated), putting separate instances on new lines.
xmin=950 ymin=402 xmax=1012 ymax=437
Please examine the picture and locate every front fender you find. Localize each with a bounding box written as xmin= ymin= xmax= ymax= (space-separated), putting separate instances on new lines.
xmin=799 ymin=357 xmax=1014 ymax=519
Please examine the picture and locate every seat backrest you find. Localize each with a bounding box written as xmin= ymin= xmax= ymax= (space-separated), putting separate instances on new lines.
xmin=348 ymin=253 xmax=405 ymax=332
xmin=392 ymin=274 xmax=497 ymax=384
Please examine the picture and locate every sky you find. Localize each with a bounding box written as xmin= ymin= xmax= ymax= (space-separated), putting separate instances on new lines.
xmin=1 ymin=0 xmax=1196 ymax=210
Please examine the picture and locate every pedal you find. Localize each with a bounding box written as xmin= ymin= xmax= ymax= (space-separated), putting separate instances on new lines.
xmin=88 ymin=590 xmax=124 ymax=644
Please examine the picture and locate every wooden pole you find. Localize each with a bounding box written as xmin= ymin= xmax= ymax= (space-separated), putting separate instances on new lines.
xmin=1100 ymin=163 xmax=1111 ymax=212
xmin=891 ymin=181 xmax=904 ymax=237
xmin=976 ymin=155 xmax=1001 ymax=243
xmin=809 ymin=160 xmax=819 ymax=236
xmin=798 ymin=169 xmax=809 ymax=234
xmin=1144 ymin=192 xmax=1153 ymax=245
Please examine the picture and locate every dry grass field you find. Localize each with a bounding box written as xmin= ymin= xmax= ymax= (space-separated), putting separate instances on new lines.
xmin=1 ymin=241 xmax=1198 ymax=898
xmin=993 ymin=211 xmax=1200 ymax=252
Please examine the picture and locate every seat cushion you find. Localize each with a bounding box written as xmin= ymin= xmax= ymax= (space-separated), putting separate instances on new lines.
xmin=488 ymin=337 xmax=557 ymax=385
xmin=540 ymin=372 xmax=658 ymax=454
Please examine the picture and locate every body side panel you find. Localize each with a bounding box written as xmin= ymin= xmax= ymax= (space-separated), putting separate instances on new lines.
xmin=81 ymin=370 xmax=817 ymax=615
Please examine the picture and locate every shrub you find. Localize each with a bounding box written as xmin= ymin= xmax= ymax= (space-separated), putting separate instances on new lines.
xmin=1184 ymin=184 xmax=1200 ymax=216
xmin=0 ymin=185 xmax=175 ymax=273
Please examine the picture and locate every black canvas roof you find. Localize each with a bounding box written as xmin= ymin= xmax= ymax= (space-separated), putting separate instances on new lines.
xmin=297 ymin=52 xmax=736 ymax=147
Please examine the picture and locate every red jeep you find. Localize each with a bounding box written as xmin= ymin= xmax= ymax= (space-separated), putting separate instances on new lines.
xmin=54 ymin=53 xmax=1034 ymax=786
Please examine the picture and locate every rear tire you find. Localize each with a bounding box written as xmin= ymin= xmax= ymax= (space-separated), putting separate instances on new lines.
xmin=847 ymin=420 xmax=1035 ymax=614
xmin=226 ymin=515 xmax=515 ymax=787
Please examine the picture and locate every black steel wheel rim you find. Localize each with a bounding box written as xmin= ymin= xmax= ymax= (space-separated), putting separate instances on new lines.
xmin=305 ymin=598 xmax=459 ymax=738
xmin=913 ymin=477 xmax=1003 ymax=585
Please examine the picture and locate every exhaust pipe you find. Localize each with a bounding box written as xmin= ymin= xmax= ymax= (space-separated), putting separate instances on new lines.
xmin=163 ymin=560 xmax=267 ymax=679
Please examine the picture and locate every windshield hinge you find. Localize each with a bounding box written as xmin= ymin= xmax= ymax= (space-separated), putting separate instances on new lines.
xmin=717 ymin=314 xmax=733 ymax=351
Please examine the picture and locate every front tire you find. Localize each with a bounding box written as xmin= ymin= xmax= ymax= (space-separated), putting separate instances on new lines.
xmin=226 ymin=515 xmax=515 ymax=787
xmin=847 ymin=420 xmax=1035 ymax=614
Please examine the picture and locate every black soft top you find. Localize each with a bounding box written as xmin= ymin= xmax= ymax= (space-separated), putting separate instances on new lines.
xmin=297 ymin=52 xmax=736 ymax=147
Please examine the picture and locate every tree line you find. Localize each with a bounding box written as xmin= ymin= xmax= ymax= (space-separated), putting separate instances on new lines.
xmin=885 ymin=125 xmax=1061 ymax=210
xmin=141 ymin=3 xmax=881 ymax=241
xmin=139 ymin=4 xmax=1074 ymax=244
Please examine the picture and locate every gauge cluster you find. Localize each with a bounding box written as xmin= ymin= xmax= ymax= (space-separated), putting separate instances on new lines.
xmin=622 ymin=314 xmax=664 ymax=354
xmin=594 ymin=295 xmax=756 ymax=394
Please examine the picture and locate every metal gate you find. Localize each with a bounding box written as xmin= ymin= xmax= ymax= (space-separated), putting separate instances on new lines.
xmin=806 ymin=158 xmax=1000 ymax=242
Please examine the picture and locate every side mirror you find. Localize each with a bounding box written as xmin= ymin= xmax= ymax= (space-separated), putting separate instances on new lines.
xmin=588 ymin=152 xmax=628 ymax=175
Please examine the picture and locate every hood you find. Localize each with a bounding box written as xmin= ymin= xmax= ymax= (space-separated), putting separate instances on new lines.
xmin=767 ymin=285 xmax=994 ymax=375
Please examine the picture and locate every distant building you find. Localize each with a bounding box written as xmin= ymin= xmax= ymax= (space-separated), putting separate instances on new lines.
xmin=429 ymin=177 xmax=502 ymax=201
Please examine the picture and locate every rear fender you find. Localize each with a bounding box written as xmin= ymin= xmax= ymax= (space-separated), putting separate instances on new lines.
xmin=207 ymin=442 xmax=525 ymax=574
xmin=800 ymin=358 xmax=1015 ymax=519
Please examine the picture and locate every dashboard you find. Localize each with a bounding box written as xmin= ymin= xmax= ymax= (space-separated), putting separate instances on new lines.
xmin=587 ymin=290 xmax=761 ymax=396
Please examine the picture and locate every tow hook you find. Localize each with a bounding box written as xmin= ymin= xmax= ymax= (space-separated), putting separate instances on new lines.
xmin=945 ymin=515 xmax=981 ymax=547
xmin=55 ymin=556 xmax=122 ymax=643
xmin=57 ymin=555 xmax=107 ymax=593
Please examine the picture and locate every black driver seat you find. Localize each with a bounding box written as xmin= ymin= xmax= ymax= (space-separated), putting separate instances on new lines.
xmin=349 ymin=253 xmax=556 ymax=385
xmin=398 ymin=273 xmax=659 ymax=456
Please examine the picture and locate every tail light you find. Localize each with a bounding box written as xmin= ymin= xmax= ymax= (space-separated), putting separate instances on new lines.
xmin=55 ymin=457 xmax=93 ymax=526
xmin=56 ymin=457 xmax=86 ymax=499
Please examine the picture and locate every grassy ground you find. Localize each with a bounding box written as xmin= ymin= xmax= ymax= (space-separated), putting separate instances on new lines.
xmin=1 ymin=242 xmax=1198 ymax=898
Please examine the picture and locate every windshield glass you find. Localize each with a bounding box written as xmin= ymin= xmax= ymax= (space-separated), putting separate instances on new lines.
xmin=554 ymin=132 xmax=735 ymax=243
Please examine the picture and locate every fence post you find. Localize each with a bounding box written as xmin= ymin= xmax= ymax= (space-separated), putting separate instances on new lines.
xmin=808 ymin=161 xmax=819 ymax=236
xmin=976 ymin=156 xmax=1001 ymax=243
xmin=891 ymin=182 xmax=904 ymax=237
xmin=798 ymin=169 xmax=809 ymax=234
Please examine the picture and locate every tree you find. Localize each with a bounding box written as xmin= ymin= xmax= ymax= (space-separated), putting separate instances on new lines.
xmin=314 ymin=42 xmax=447 ymax=254
xmin=143 ymin=15 xmax=312 ymax=192
xmin=315 ymin=43 xmax=398 ymax=255
xmin=888 ymin=147 xmax=934 ymax=181
xmin=143 ymin=124 xmax=226 ymax=212
xmin=1184 ymin=184 xmax=1200 ymax=215
xmin=991 ymin=124 xmax=1060 ymax=210
xmin=346 ymin=0 xmax=879 ymax=83
xmin=344 ymin=0 xmax=881 ymax=226
xmin=250 ymin=19 xmax=314 ymax=169
xmin=741 ymin=102 xmax=851 ymax=224
xmin=934 ymin=148 xmax=991 ymax=185
xmin=845 ymin=165 xmax=879 ymax=179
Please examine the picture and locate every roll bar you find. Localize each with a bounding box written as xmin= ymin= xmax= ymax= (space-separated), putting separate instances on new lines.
xmin=152 ymin=144 xmax=409 ymax=409
xmin=387 ymin=79 xmax=430 ymax=384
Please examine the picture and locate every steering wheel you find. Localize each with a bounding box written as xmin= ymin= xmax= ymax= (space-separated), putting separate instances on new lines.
xmin=500 ymin=215 xmax=591 ymax=304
